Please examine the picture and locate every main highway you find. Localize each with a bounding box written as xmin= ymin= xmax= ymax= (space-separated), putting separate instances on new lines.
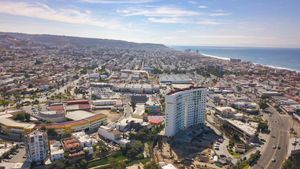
xmin=253 ymin=106 xmax=290 ymax=169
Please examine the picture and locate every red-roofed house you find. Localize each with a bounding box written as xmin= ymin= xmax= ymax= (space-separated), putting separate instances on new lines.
xmin=147 ymin=116 xmax=164 ymax=125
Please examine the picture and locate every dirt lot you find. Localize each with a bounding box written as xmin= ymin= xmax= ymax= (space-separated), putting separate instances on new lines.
xmin=94 ymin=110 xmax=122 ymax=123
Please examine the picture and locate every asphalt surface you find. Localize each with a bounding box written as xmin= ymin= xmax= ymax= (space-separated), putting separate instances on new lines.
xmin=253 ymin=106 xmax=290 ymax=169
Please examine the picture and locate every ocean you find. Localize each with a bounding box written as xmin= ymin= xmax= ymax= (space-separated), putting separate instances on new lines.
xmin=172 ymin=46 xmax=300 ymax=72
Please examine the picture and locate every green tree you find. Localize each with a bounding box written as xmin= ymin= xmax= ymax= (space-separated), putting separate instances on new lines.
xmin=47 ymin=128 xmax=58 ymax=138
xmin=259 ymin=100 xmax=269 ymax=110
xmin=0 ymin=100 xmax=10 ymax=107
xmin=282 ymin=153 xmax=300 ymax=169
xmin=24 ymin=113 xmax=31 ymax=121
xmin=79 ymin=159 xmax=88 ymax=169
xmin=257 ymin=121 xmax=269 ymax=133
xmin=125 ymin=140 xmax=144 ymax=159
xmin=14 ymin=113 xmax=25 ymax=121
xmin=152 ymin=68 xmax=162 ymax=74
xmin=248 ymin=151 xmax=261 ymax=166
xmin=111 ymin=160 xmax=126 ymax=169
xmin=50 ymin=160 xmax=66 ymax=169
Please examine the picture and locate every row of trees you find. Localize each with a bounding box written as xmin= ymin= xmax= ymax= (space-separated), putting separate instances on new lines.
xmin=232 ymin=151 xmax=261 ymax=169
xmin=49 ymin=159 xmax=88 ymax=169
xmin=257 ymin=121 xmax=270 ymax=133
xmin=282 ymin=153 xmax=300 ymax=169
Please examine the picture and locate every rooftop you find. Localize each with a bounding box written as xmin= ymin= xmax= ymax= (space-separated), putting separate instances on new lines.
xmin=66 ymin=110 xmax=95 ymax=121
xmin=226 ymin=119 xmax=257 ymax=137
xmin=0 ymin=114 xmax=35 ymax=129
xmin=167 ymin=86 xmax=206 ymax=96
xmin=159 ymin=74 xmax=192 ymax=83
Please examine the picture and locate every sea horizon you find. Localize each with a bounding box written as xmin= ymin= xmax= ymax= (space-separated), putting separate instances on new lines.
xmin=172 ymin=46 xmax=300 ymax=72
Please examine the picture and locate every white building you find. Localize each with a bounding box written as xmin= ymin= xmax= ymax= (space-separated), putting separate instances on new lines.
xmin=165 ymin=87 xmax=207 ymax=137
xmin=98 ymin=126 xmax=130 ymax=147
xmin=72 ymin=131 xmax=94 ymax=147
xmin=92 ymin=99 xmax=123 ymax=110
xmin=49 ymin=141 xmax=64 ymax=161
xmin=98 ymin=126 xmax=122 ymax=141
xmin=24 ymin=130 xmax=48 ymax=164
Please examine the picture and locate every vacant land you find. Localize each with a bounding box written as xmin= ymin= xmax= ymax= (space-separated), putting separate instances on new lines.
xmin=94 ymin=110 xmax=122 ymax=123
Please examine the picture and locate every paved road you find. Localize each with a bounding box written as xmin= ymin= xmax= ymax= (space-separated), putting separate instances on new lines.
xmin=253 ymin=106 xmax=290 ymax=169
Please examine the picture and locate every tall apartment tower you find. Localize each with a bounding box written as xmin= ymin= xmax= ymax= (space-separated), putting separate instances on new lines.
xmin=165 ymin=87 xmax=207 ymax=137
xmin=24 ymin=130 xmax=49 ymax=164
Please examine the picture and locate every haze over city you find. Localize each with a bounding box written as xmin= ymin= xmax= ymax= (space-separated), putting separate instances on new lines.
xmin=1 ymin=0 xmax=300 ymax=47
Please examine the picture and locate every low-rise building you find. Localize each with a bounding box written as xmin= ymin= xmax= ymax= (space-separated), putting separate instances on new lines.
xmin=145 ymin=98 xmax=161 ymax=114
xmin=0 ymin=114 xmax=35 ymax=141
xmin=49 ymin=140 xmax=64 ymax=161
xmin=62 ymin=137 xmax=82 ymax=153
xmin=46 ymin=113 xmax=107 ymax=134
xmin=98 ymin=126 xmax=130 ymax=147
xmin=232 ymin=101 xmax=259 ymax=114
xmin=92 ymin=99 xmax=123 ymax=110
xmin=116 ymin=117 xmax=145 ymax=132
xmin=215 ymin=107 xmax=237 ymax=118
xmin=219 ymin=117 xmax=257 ymax=143
xmin=147 ymin=116 xmax=164 ymax=125
xmin=72 ymin=131 xmax=94 ymax=147
xmin=65 ymin=100 xmax=90 ymax=111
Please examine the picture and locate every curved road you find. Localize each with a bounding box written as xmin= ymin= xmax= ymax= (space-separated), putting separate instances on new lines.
xmin=253 ymin=106 xmax=290 ymax=169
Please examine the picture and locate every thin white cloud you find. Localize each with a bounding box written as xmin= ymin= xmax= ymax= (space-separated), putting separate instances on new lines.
xmin=0 ymin=1 xmax=121 ymax=29
xmin=148 ymin=17 xmax=187 ymax=24
xmin=188 ymin=1 xmax=197 ymax=4
xmin=118 ymin=7 xmax=199 ymax=17
xmin=198 ymin=5 xmax=207 ymax=9
xmin=81 ymin=0 xmax=155 ymax=3
xmin=193 ymin=35 xmax=276 ymax=40
xmin=209 ymin=9 xmax=232 ymax=16
xmin=148 ymin=17 xmax=221 ymax=25
xmin=210 ymin=12 xmax=232 ymax=16
xmin=196 ymin=20 xmax=221 ymax=25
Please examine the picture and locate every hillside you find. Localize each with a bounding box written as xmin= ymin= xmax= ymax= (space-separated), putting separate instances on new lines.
xmin=0 ymin=32 xmax=169 ymax=50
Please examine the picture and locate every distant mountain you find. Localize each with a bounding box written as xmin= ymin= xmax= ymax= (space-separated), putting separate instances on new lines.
xmin=0 ymin=32 xmax=169 ymax=50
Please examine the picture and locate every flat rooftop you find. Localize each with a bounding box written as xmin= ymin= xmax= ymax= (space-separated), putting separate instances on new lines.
xmin=66 ymin=110 xmax=95 ymax=121
xmin=0 ymin=114 xmax=35 ymax=129
xmin=226 ymin=119 xmax=257 ymax=137
xmin=159 ymin=74 xmax=192 ymax=83
xmin=167 ymin=86 xmax=206 ymax=96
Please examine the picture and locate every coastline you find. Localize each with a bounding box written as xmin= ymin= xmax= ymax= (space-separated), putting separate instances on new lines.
xmin=200 ymin=53 xmax=230 ymax=61
xmin=200 ymin=53 xmax=300 ymax=73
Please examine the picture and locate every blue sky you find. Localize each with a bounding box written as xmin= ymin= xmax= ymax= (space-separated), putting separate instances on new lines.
xmin=0 ymin=0 xmax=300 ymax=48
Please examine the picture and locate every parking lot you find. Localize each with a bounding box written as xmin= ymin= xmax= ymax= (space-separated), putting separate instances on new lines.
xmin=0 ymin=144 xmax=27 ymax=163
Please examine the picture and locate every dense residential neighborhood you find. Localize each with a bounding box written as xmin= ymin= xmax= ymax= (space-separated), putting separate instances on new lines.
xmin=0 ymin=32 xmax=299 ymax=169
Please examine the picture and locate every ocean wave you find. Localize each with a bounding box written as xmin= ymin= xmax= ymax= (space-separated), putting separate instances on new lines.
xmin=200 ymin=53 xmax=300 ymax=73
xmin=200 ymin=53 xmax=230 ymax=61
xmin=253 ymin=63 xmax=300 ymax=72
